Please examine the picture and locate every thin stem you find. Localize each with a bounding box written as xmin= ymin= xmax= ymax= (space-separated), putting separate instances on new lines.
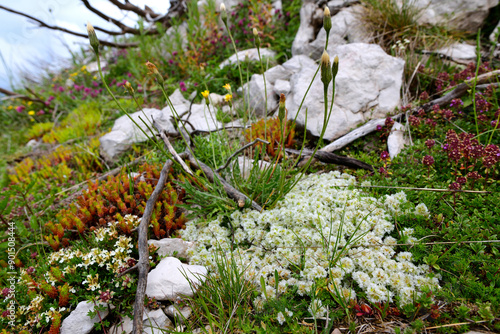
xmin=472 ymin=29 xmax=481 ymax=141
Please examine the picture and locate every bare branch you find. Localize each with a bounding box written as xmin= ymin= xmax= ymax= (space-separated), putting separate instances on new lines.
xmin=81 ymin=0 xmax=140 ymax=34
xmin=0 ymin=5 xmax=138 ymax=48
xmin=286 ymin=148 xmax=374 ymax=172
xmin=108 ymin=0 xmax=162 ymax=20
xmin=0 ymin=86 xmax=47 ymax=105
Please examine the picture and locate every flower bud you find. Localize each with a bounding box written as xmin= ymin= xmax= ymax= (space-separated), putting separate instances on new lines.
xmin=124 ymin=81 xmax=134 ymax=94
xmin=278 ymin=94 xmax=286 ymax=124
xmin=323 ymin=7 xmax=331 ymax=34
xmin=253 ymin=28 xmax=261 ymax=48
xmin=220 ymin=3 xmax=227 ymax=22
xmin=87 ymin=22 xmax=99 ymax=54
xmin=320 ymin=51 xmax=332 ymax=87
xmin=331 ymin=55 xmax=339 ymax=79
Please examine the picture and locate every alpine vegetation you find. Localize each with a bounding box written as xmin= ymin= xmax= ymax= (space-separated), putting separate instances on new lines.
xmin=181 ymin=171 xmax=440 ymax=313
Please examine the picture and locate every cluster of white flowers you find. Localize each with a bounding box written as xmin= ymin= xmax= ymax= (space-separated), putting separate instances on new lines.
xmin=48 ymin=217 xmax=137 ymax=292
xmin=181 ymin=171 xmax=439 ymax=311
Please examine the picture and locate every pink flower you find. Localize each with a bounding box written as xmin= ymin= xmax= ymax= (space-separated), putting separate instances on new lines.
xmin=15 ymin=106 xmax=25 ymax=113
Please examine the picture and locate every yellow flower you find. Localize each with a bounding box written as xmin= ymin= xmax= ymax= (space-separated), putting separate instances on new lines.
xmin=93 ymin=76 xmax=97 ymax=80
xmin=224 ymin=94 xmax=232 ymax=102
xmin=70 ymin=72 xmax=78 ymax=77
xmin=223 ymin=83 xmax=231 ymax=91
xmin=81 ymin=65 xmax=87 ymax=72
xmin=27 ymin=101 xmax=32 ymax=106
xmin=7 ymin=106 xmax=13 ymax=110
xmin=201 ymin=90 xmax=210 ymax=99
xmin=28 ymin=111 xmax=35 ymax=116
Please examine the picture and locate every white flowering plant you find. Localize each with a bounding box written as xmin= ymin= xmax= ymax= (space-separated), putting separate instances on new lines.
xmin=181 ymin=171 xmax=441 ymax=327
xmin=0 ymin=215 xmax=150 ymax=332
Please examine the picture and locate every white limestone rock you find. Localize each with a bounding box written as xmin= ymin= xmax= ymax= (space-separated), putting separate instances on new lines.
xmin=244 ymin=74 xmax=278 ymax=116
xmin=109 ymin=309 xmax=173 ymax=334
xmin=146 ymin=257 xmax=207 ymax=301
xmin=234 ymin=156 xmax=272 ymax=179
xmin=436 ymin=42 xmax=477 ymax=62
xmin=387 ymin=122 xmax=409 ymax=159
xmin=410 ymin=0 xmax=499 ymax=33
xmin=273 ymin=79 xmax=291 ymax=96
xmin=164 ymin=305 xmax=192 ymax=323
xmin=148 ymin=238 xmax=195 ymax=259
xmin=219 ymin=48 xmax=277 ymax=68
xmin=99 ymin=107 xmax=176 ymax=162
xmin=60 ymin=301 xmax=113 ymax=334
xmin=264 ymin=65 xmax=293 ymax=85
xmin=285 ymin=44 xmax=404 ymax=141
xmin=309 ymin=5 xmax=371 ymax=60
xmin=291 ymin=2 xmax=320 ymax=57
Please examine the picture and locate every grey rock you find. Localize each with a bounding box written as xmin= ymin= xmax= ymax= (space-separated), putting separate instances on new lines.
xmin=273 ymin=79 xmax=291 ymax=96
xmin=285 ymin=44 xmax=403 ymax=141
xmin=245 ymin=74 xmax=278 ymax=116
xmin=234 ymin=156 xmax=272 ymax=179
xmin=164 ymin=305 xmax=192 ymax=323
xmin=264 ymin=65 xmax=293 ymax=85
xmin=292 ymin=2 xmax=319 ymax=57
xmin=387 ymin=122 xmax=409 ymax=159
xmin=99 ymin=107 xmax=176 ymax=162
xmin=60 ymin=301 xmax=113 ymax=334
xmin=219 ymin=48 xmax=277 ymax=68
xmin=146 ymin=257 xmax=207 ymax=301
xmin=411 ymin=0 xmax=499 ymax=33
xmin=86 ymin=60 xmax=106 ymax=73
xmin=435 ymin=42 xmax=477 ymax=62
xmin=26 ymin=139 xmax=40 ymax=150
xmin=148 ymin=238 xmax=195 ymax=259
xmin=109 ymin=309 xmax=172 ymax=334
xmin=309 ymin=5 xmax=371 ymax=60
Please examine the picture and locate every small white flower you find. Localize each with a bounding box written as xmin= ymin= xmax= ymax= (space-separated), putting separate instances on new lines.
xmin=276 ymin=311 xmax=285 ymax=325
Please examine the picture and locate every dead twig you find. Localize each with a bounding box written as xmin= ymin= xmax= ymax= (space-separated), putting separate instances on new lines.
xmin=286 ymin=148 xmax=374 ymax=171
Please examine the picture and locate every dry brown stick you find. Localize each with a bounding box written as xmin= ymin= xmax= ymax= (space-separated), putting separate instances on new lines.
xmin=420 ymin=69 xmax=500 ymax=112
xmin=321 ymin=69 xmax=500 ymax=154
xmin=107 ymin=0 xmax=163 ymax=20
xmin=0 ymin=87 xmax=47 ymax=105
xmin=424 ymin=319 xmax=491 ymax=330
xmin=153 ymin=121 xmax=194 ymax=176
xmin=166 ymin=126 xmax=263 ymax=211
xmin=186 ymin=154 xmax=263 ymax=211
xmin=81 ymin=0 xmax=141 ymax=34
xmin=285 ymin=148 xmax=374 ymax=171
xmin=131 ymin=153 xmax=186 ymax=334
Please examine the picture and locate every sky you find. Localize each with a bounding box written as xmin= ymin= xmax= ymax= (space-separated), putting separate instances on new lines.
xmin=0 ymin=0 xmax=171 ymax=90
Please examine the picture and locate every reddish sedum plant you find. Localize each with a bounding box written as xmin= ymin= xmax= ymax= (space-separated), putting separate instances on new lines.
xmin=47 ymin=163 xmax=187 ymax=250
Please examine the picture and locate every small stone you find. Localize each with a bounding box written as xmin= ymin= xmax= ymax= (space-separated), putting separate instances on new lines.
xmin=164 ymin=305 xmax=192 ymax=323
xmin=60 ymin=301 xmax=113 ymax=334
xmin=148 ymin=238 xmax=195 ymax=259
xmin=146 ymin=257 xmax=207 ymax=301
